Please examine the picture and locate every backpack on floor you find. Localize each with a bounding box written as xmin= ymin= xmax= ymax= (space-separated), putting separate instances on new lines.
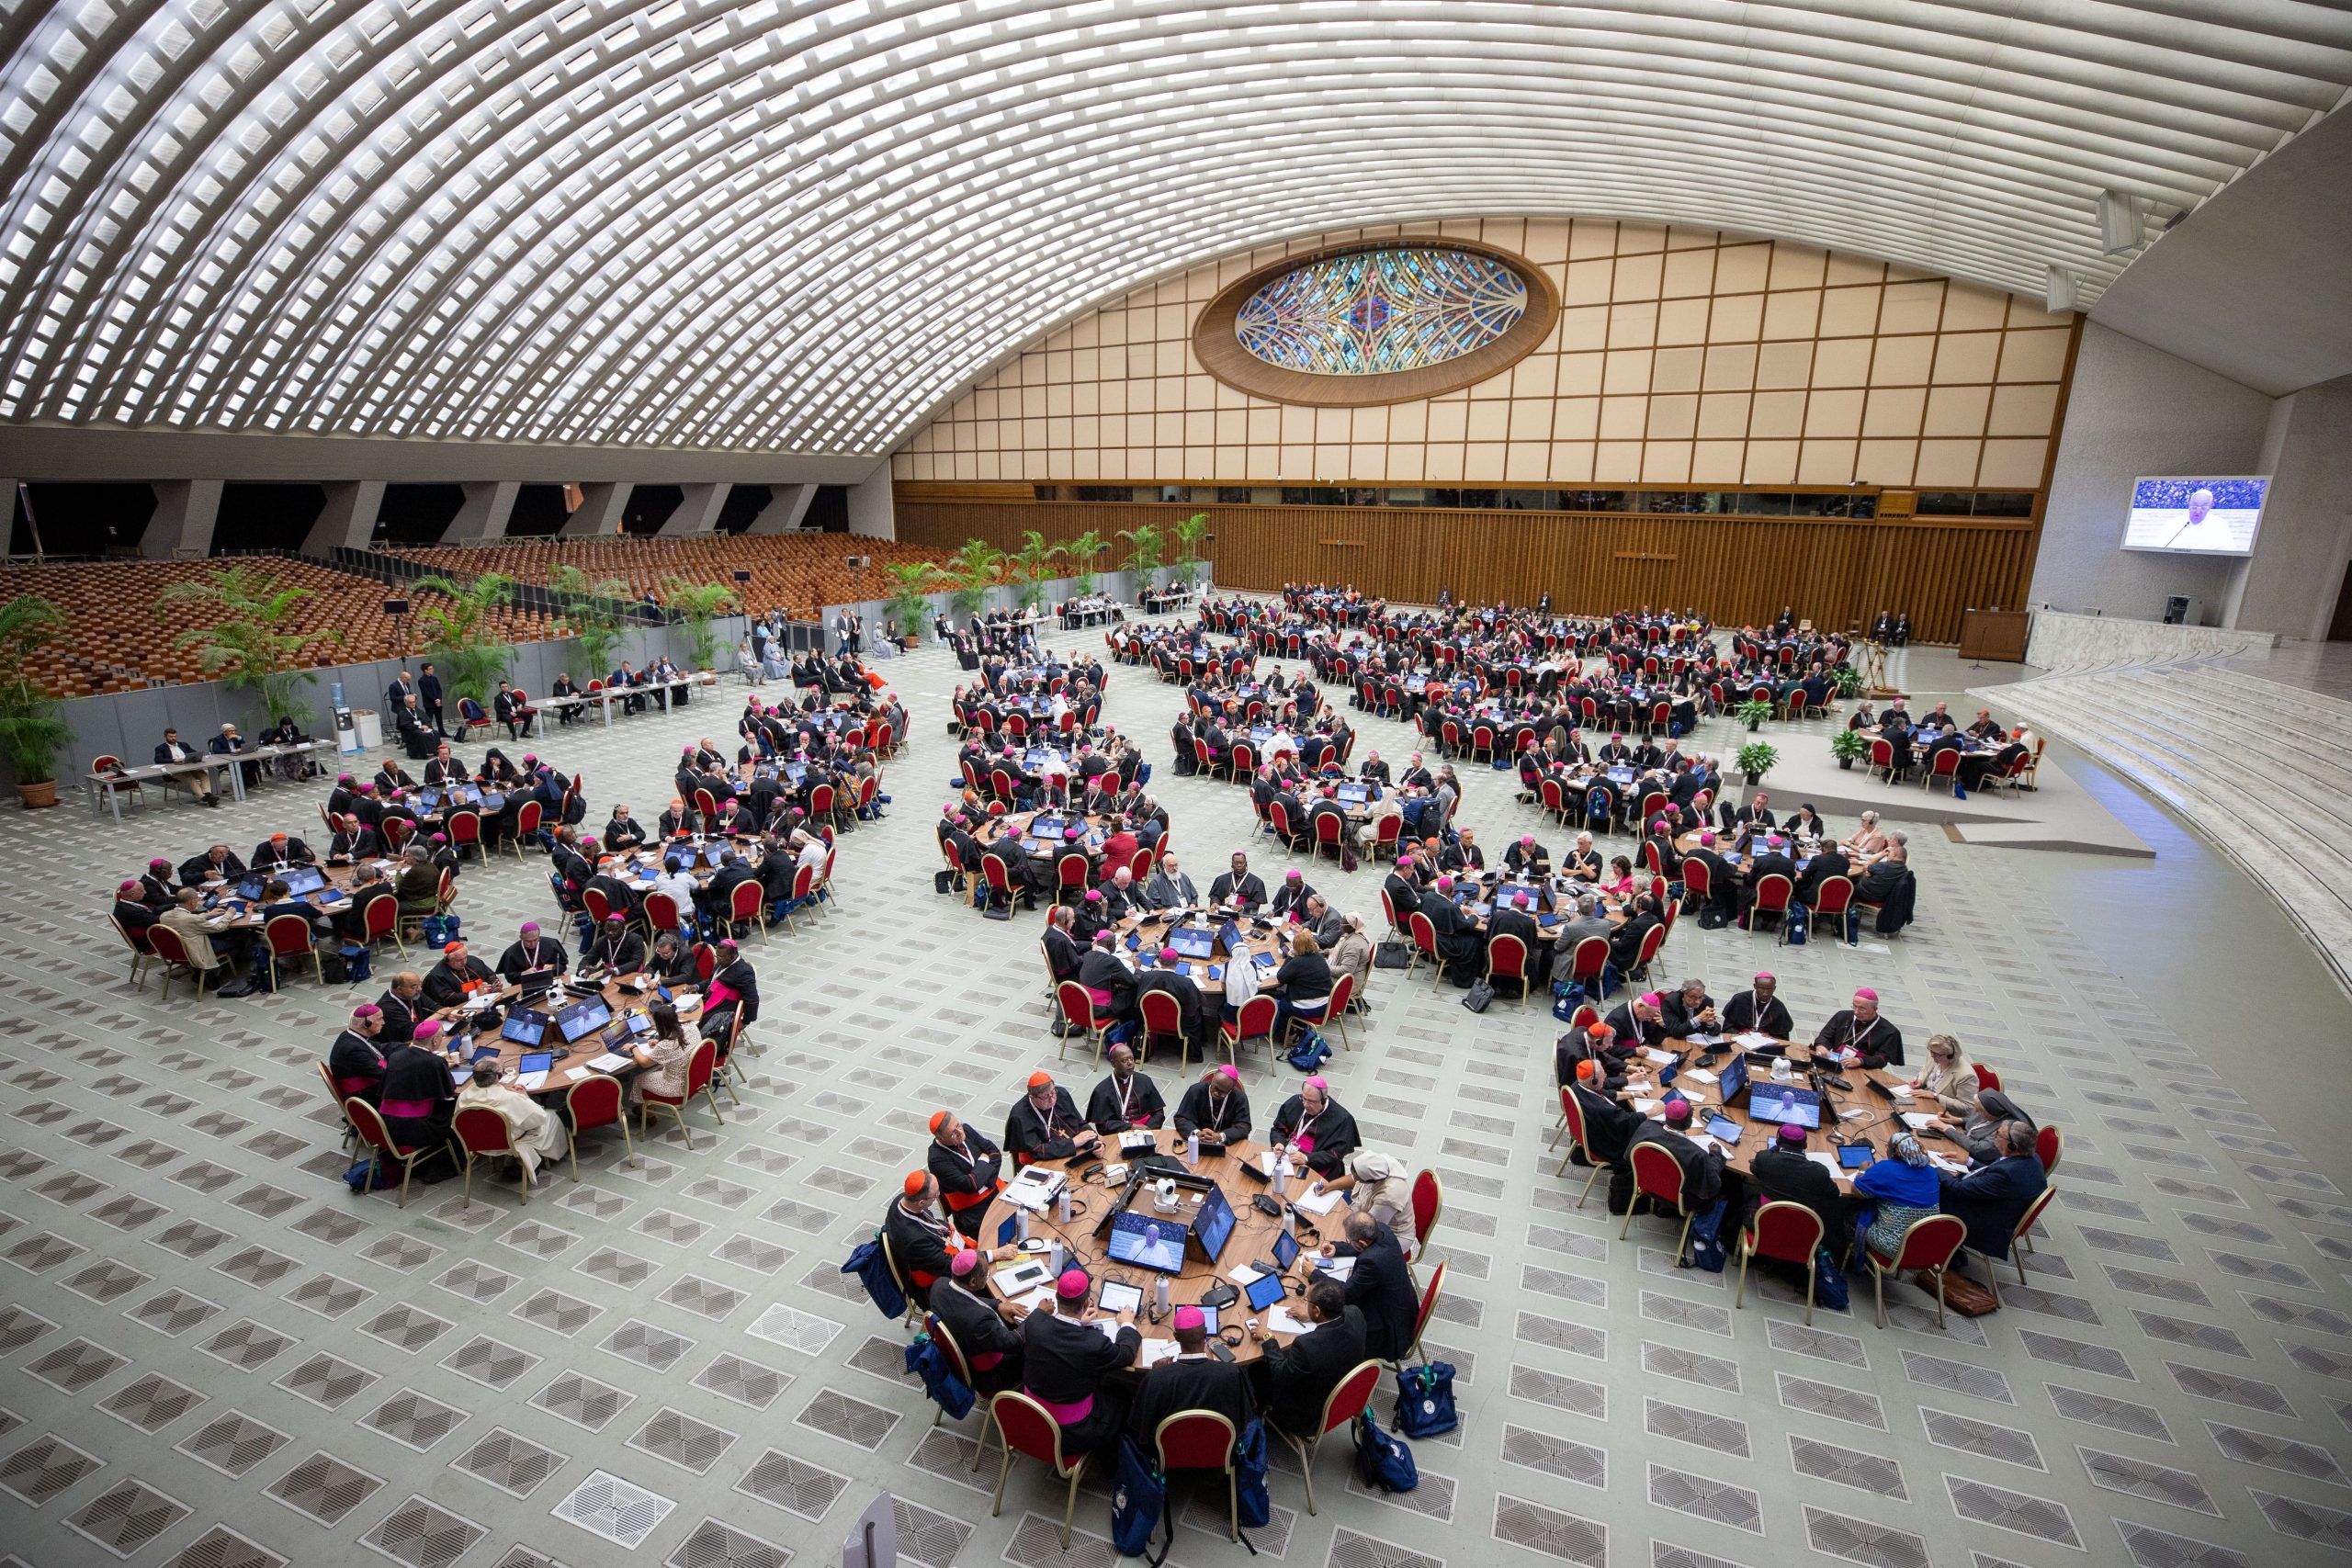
xmin=1284 ymin=1032 xmax=1331 ymax=1073
xmin=1393 ymin=1362 xmax=1458 ymax=1438
xmin=1352 ymin=1409 xmax=1419 ymax=1493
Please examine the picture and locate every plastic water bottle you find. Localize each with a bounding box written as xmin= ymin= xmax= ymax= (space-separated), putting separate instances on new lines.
xmin=1047 ymin=1239 xmax=1065 ymax=1276
xmin=1271 ymin=1154 xmax=1288 ymax=1199
xmin=1153 ymin=1274 xmax=1170 ymax=1318
xmin=1185 ymin=1131 xmax=1200 ymax=1166
xmin=1056 ymin=1185 xmax=1072 ymax=1224
xmin=1016 ymin=1211 xmax=1031 ymax=1246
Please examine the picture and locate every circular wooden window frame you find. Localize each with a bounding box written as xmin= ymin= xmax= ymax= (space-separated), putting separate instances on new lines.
xmin=1192 ymin=238 xmax=1560 ymax=408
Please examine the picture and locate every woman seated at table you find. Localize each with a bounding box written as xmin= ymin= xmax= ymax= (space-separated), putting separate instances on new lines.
xmin=1263 ymin=928 xmax=1334 ymax=1042
xmin=1906 ymin=1033 xmax=1978 ymax=1115
xmin=478 ymin=748 xmax=523 ymax=789
xmin=628 ymin=1002 xmax=700 ymax=1110
xmin=1781 ymin=802 xmax=1827 ymax=841
xmin=1598 ymin=855 xmax=1637 ymax=898
xmin=458 ymin=1060 xmax=571 ymax=1179
xmin=1849 ymin=1131 xmax=1939 ymax=1267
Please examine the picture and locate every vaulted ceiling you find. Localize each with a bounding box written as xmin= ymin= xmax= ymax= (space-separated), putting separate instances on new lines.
xmin=1 ymin=0 xmax=2346 ymax=461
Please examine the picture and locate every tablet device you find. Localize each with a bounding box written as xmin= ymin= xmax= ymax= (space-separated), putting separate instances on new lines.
xmin=470 ymin=1044 xmax=501 ymax=1064
xmin=998 ymin=1213 xmax=1021 ymax=1247
xmin=1704 ymin=1114 xmax=1741 ymax=1144
xmin=500 ymin=1010 xmax=548 ymax=1047
xmin=518 ymin=1051 xmax=553 ymax=1076
xmin=1096 ymin=1280 xmax=1143 ymax=1316
xmin=1243 ymin=1269 xmax=1288 ymax=1313
xmin=1271 ymin=1228 xmax=1301 ymax=1269
xmin=1838 ymin=1143 xmax=1873 ymax=1169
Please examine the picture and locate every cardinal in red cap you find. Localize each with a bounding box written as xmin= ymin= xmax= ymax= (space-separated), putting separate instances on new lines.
xmin=1006 ymin=1070 xmax=1100 ymax=1167
xmin=881 ymin=1169 xmax=956 ymax=1305
xmin=924 ymin=1108 xmax=1008 ymax=1240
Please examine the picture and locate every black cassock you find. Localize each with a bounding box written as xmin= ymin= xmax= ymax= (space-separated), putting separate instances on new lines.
xmin=1084 ymin=1071 xmax=1165 ymax=1132
xmin=1267 ymin=1094 xmax=1360 ymax=1178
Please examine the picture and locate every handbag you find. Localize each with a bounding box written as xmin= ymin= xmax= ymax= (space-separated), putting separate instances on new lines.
xmin=1461 ymin=980 xmax=1495 ymax=1014
xmin=1373 ymin=941 xmax=1412 ymax=970
xmin=1917 ymin=1265 xmax=1999 ymax=1317
xmin=1392 ymin=1362 xmax=1458 ymax=1438
xmin=933 ymin=869 xmax=955 ymax=895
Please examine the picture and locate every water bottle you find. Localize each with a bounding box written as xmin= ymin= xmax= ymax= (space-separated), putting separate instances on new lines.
xmin=1056 ymin=1185 xmax=1072 ymax=1224
xmin=1153 ymin=1274 xmax=1171 ymax=1319
xmin=1047 ymin=1239 xmax=1065 ymax=1276
xmin=1271 ymin=1154 xmax=1288 ymax=1199
xmin=1185 ymin=1131 xmax=1200 ymax=1166
xmin=1016 ymin=1210 xmax=1031 ymax=1246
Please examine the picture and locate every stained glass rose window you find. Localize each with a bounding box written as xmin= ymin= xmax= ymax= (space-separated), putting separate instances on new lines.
xmin=1194 ymin=242 xmax=1555 ymax=405
xmin=1235 ymin=248 xmax=1528 ymax=375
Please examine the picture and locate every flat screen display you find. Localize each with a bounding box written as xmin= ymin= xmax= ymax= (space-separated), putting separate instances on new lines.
xmin=2122 ymin=476 xmax=2268 ymax=556
xmin=1105 ymin=1211 xmax=1188 ymax=1274
xmin=1193 ymin=1184 xmax=1238 ymax=1263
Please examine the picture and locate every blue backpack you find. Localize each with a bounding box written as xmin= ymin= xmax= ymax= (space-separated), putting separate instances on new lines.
xmin=1352 ymin=1409 xmax=1418 ymax=1493
xmin=1393 ymin=1362 xmax=1458 ymax=1438
xmin=1110 ymin=1436 xmax=1169 ymax=1561
xmin=1234 ymin=1417 xmax=1271 ymax=1528
xmin=1284 ymin=1032 xmax=1332 ymax=1073
xmin=1781 ymin=901 xmax=1809 ymax=946
xmin=421 ymin=913 xmax=459 ymax=948
xmin=1812 ymin=1248 xmax=1852 ymax=1312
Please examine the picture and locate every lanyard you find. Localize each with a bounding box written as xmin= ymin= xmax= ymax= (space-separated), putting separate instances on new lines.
xmin=940 ymin=1140 xmax=977 ymax=1171
xmin=1205 ymin=1091 xmax=1235 ymax=1130
xmin=1114 ymin=1077 xmax=1136 ymax=1119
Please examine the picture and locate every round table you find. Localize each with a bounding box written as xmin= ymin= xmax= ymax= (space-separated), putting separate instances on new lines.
xmin=977 ymin=1129 xmax=1330 ymax=1359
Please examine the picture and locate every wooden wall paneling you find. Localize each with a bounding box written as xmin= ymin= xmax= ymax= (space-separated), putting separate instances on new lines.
xmin=891 ymin=499 xmax=2036 ymax=643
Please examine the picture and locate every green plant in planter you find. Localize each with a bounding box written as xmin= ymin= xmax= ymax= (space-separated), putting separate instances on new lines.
xmin=1012 ymin=530 xmax=1066 ymax=610
xmin=411 ymin=571 xmax=517 ymax=710
xmin=880 ymin=561 xmax=942 ymax=643
xmin=1829 ymin=728 xmax=1871 ymax=769
xmin=660 ymin=579 xmax=738 ymax=671
xmin=1832 ymin=664 xmax=1862 ymax=698
xmin=0 ymin=594 xmax=73 ymax=804
xmin=1735 ymin=697 xmax=1774 ymax=730
xmin=156 ymin=563 xmax=346 ymax=722
xmin=1117 ymin=521 xmax=1164 ymax=583
xmin=1065 ymin=529 xmax=1106 ymax=595
xmin=944 ymin=538 xmax=1007 ymax=619
xmin=1736 ymin=740 xmax=1779 ymax=784
xmin=1171 ymin=512 xmax=1209 ymax=584
xmin=547 ymin=563 xmax=632 ymax=678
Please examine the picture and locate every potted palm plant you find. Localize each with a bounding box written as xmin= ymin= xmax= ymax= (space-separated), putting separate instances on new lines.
xmin=1736 ymin=740 xmax=1779 ymax=788
xmin=0 ymin=594 xmax=72 ymax=808
xmin=660 ymin=578 xmax=739 ymax=671
xmin=880 ymin=562 xmax=940 ymax=647
xmin=1829 ymin=728 xmax=1870 ymax=771
xmin=156 ymin=562 xmax=346 ymax=726
xmin=411 ymin=571 xmax=519 ymax=712
xmin=1012 ymin=530 xmax=1066 ymax=610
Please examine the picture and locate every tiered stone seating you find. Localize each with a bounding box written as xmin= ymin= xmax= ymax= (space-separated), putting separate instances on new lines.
xmin=1977 ymin=661 xmax=2352 ymax=991
xmin=0 ymin=559 xmax=562 ymax=696
xmin=385 ymin=534 xmax=956 ymax=620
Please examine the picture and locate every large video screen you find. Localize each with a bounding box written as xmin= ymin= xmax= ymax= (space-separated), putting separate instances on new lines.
xmin=2121 ymin=476 xmax=2269 ymax=557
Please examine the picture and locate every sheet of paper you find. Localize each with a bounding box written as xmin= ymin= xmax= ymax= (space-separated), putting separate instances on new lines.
xmin=1010 ymin=1285 xmax=1057 ymax=1314
xmin=514 ymin=1071 xmax=549 ymax=1092
xmin=1643 ymin=1048 xmax=1676 ymax=1066
xmin=1315 ymin=1256 xmax=1355 ymax=1281
xmin=1266 ymin=1306 xmax=1312 ymax=1337
xmin=1734 ymin=1031 xmax=1778 ymax=1050
xmin=1229 ymin=1266 xmax=1272 ymax=1287
xmin=1898 ymin=1111 xmax=1937 ymax=1130
xmin=1888 ymin=1084 xmax=1914 ymax=1100
xmin=588 ymin=1052 xmax=634 ymax=1073
xmin=449 ymin=1069 xmax=469 ymax=1086
xmin=1138 ymin=1338 xmax=1182 ymax=1367
xmin=1927 ymin=1153 xmax=1967 ymax=1174
xmin=1804 ymin=1152 xmax=1840 ymax=1172
xmin=1293 ymin=1187 xmax=1344 ymax=1216
xmin=1632 ymin=1098 xmax=1663 ymax=1114
xmin=565 ymin=1066 xmax=592 ymax=1082
xmin=1682 ymin=1067 xmax=1717 ymax=1084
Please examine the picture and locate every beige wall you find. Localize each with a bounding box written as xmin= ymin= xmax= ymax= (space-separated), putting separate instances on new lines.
xmin=892 ymin=217 xmax=2075 ymax=491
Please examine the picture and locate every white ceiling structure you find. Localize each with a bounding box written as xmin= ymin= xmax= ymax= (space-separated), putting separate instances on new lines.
xmin=0 ymin=0 xmax=2346 ymax=468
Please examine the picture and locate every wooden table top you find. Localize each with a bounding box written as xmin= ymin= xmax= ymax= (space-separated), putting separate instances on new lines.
xmin=978 ymin=1129 xmax=1324 ymax=1359
xmin=181 ymin=859 xmax=395 ymax=931
xmin=438 ymin=975 xmax=707 ymax=1096
xmin=977 ymin=809 xmax=1117 ymax=861
xmin=1115 ymin=910 xmax=1286 ymax=998
xmin=1617 ymin=1036 xmax=1913 ymax=1192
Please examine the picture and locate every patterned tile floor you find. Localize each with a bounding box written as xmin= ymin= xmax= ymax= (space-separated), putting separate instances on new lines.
xmin=1 ymin=615 xmax=2347 ymax=1568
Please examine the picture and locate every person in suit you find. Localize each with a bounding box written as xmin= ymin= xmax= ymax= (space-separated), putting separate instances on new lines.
xmin=1719 ymin=972 xmax=1794 ymax=1038
xmin=1129 ymin=1303 xmax=1255 ymax=1441
xmin=1658 ymin=977 xmax=1718 ymax=1037
xmin=1603 ymin=894 xmax=1662 ymax=995
xmin=1251 ymin=1277 xmax=1366 ymax=1437
xmin=1004 ymin=1071 xmax=1103 ymax=1166
xmin=1142 ymin=851 xmax=1199 ymax=909
xmin=1724 ymin=790 xmax=1776 ymax=838
xmin=1324 ymin=1211 xmax=1417 ymax=1361
xmin=1438 ymin=827 xmax=1485 ymax=874
xmin=374 ymin=971 xmax=426 ymax=1043
xmin=1209 ymin=852 xmax=1267 ymax=911
xmin=1793 ymin=840 xmax=1851 ymax=907
xmin=926 ymin=1111 xmax=1008 ymax=1241
xmin=930 ymin=1247 xmax=1026 ymax=1393
xmin=1085 ymin=1043 xmax=1164 ymax=1133
xmin=579 ymin=915 xmax=646 ymax=975
xmin=1931 ymin=1088 xmax=2036 ymax=1168
xmin=1747 ymin=1121 xmax=1852 ymax=1262
xmin=415 ymin=661 xmax=447 ymax=736
xmin=385 ymin=669 xmax=415 ymax=718
xmin=1172 ymin=1064 xmax=1250 ymax=1146
xmin=493 ymin=681 xmax=534 ymax=739
xmin=1937 ymin=1119 xmax=2046 ymax=1263
xmin=1022 ymin=1269 xmax=1141 ymax=1461
xmin=154 ymin=728 xmax=218 ymax=805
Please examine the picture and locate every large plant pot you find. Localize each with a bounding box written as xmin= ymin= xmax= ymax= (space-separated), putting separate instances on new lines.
xmin=1742 ymin=772 xmax=1764 ymax=787
xmin=1746 ymin=719 xmax=1760 ymax=732
xmin=1838 ymin=758 xmax=1854 ymax=771
xmin=17 ymin=778 xmax=58 ymax=809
